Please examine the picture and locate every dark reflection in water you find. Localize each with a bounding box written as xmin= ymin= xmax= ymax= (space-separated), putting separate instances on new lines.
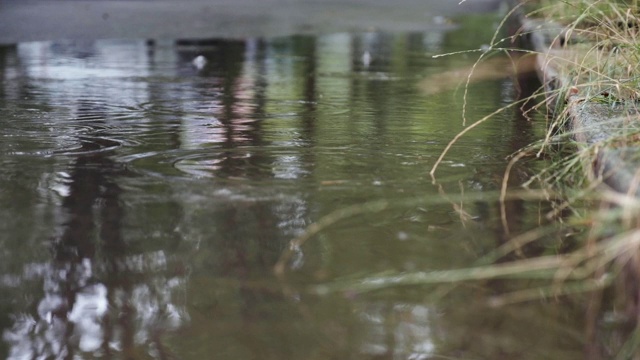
xmin=0 ymin=15 xmax=614 ymax=360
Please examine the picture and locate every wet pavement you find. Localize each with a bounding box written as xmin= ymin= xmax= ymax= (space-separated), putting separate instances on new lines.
xmin=0 ymin=0 xmax=504 ymax=44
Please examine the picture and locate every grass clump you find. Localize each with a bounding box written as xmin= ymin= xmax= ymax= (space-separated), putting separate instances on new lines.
xmin=535 ymin=0 xmax=640 ymax=99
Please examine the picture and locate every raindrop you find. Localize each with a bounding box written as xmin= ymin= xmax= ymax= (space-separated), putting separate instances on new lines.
xmin=192 ymin=55 xmax=207 ymax=70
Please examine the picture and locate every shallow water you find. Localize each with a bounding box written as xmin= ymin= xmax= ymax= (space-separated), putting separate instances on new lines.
xmin=0 ymin=15 xmax=606 ymax=360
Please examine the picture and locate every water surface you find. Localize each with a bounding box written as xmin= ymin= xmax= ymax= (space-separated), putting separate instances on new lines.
xmin=0 ymin=15 xmax=600 ymax=360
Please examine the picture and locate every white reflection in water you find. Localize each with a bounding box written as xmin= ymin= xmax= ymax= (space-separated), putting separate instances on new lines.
xmin=16 ymin=41 xmax=151 ymax=113
xmin=2 ymin=253 xmax=188 ymax=359
xmin=17 ymin=40 xmax=150 ymax=80
xmin=67 ymin=284 xmax=108 ymax=352
xmin=358 ymin=302 xmax=434 ymax=359
xmin=272 ymin=155 xmax=307 ymax=179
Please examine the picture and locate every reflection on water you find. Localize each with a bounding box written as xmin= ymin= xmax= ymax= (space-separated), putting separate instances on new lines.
xmin=0 ymin=15 xmax=614 ymax=359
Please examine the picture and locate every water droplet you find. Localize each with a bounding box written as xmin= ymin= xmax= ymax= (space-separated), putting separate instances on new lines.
xmin=192 ymin=55 xmax=207 ymax=70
